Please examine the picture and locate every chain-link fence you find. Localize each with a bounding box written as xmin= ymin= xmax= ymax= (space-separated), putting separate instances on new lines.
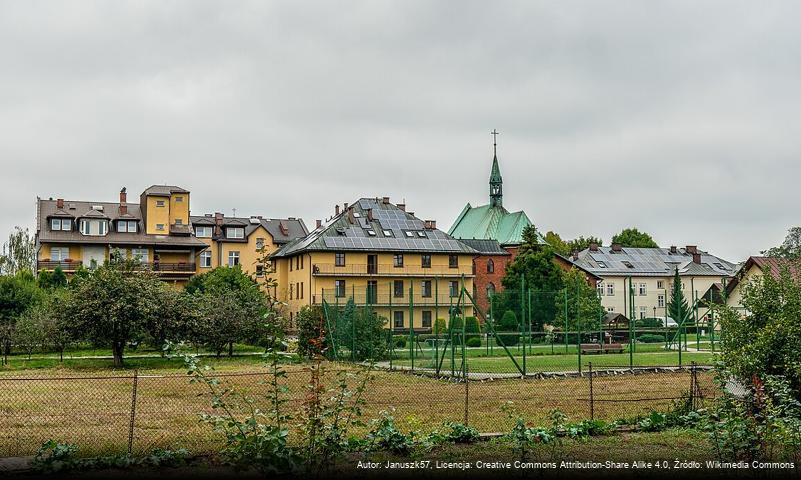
xmin=0 ymin=362 xmax=716 ymax=457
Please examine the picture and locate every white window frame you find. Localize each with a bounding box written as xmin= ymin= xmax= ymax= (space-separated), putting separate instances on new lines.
xmin=156 ymin=200 xmax=166 ymax=207
xmin=195 ymin=226 xmax=213 ymax=238
xmin=256 ymin=238 xmax=265 ymax=250
xmin=638 ymin=283 xmax=647 ymax=296
xmin=228 ymin=251 xmax=240 ymax=266
xmin=50 ymin=247 xmax=69 ymax=262
xmin=657 ymin=280 xmax=664 ymax=289
xmin=51 ymin=218 xmax=71 ymax=231
xmin=200 ymin=251 xmax=212 ymax=268
xmin=597 ymin=281 xmax=604 ymax=296
xmin=227 ymin=227 xmax=244 ymax=239
xmin=657 ymin=294 xmax=665 ymax=308
xmin=606 ymin=283 xmax=615 ymax=296
xmin=132 ymin=248 xmax=149 ymax=263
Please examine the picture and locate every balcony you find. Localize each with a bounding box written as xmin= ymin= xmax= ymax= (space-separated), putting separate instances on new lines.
xmin=311 ymin=263 xmax=473 ymax=278
xmin=145 ymin=262 xmax=196 ymax=274
xmin=37 ymin=260 xmax=83 ymax=272
xmin=313 ymin=291 xmax=469 ymax=308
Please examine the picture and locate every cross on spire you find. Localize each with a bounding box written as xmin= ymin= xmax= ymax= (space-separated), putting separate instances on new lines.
xmin=491 ymin=129 xmax=499 ymax=156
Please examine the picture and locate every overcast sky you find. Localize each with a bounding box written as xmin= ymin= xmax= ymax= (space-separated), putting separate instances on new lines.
xmin=2 ymin=1 xmax=800 ymax=262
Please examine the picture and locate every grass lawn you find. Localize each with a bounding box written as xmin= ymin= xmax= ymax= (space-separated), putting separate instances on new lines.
xmin=0 ymin=360 xmax=718 ymax=458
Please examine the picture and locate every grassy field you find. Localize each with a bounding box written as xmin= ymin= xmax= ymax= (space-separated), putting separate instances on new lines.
xmin=0 ymin=360 xmax=717 ymax=458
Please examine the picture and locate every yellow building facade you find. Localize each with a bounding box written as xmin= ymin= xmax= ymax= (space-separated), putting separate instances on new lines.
xmin=270 ymin=198 xmax=477 ymax=331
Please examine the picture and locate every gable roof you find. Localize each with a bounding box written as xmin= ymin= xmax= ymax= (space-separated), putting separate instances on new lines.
xmin=271 ymin=197 xmax=478 ymax=258
xmin=448 ymin=203 xmax=532 ymax=246
xmin=725 ymin=256 xmax=801 ymax=295
xmin=142 ymin=185 xmax=189 ymax=196
xmin=573 ymin=245 xmax=736 ymax=277
xmin=458 ymin=238 xmax=511 ymax=255
xmin=189 ymin=215 xmax=308 ymax=244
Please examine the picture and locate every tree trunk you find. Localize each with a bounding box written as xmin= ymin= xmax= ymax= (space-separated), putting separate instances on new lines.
xmin=112 ymin=342 xmax=124 ymax=367
xmin=59 ymin=348 xmax=63 ymax=363
xmin=228 ymin=342 xmax=233 ymax=357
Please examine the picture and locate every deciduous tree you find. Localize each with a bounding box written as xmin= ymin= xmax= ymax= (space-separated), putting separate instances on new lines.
xmin=611 ymin=227 xmax=658 ymax=248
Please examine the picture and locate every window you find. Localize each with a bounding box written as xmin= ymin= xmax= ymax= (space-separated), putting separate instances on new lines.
xmin=658 ymin=294 xmax=665 ymax=308
xmin=487 ymin=259 xmax=494 ymax=273
xmin=393 ymin=280 xmax=404 ymax=297
xmin=404 ymin=231 xmax=414 ymax=238
xmin=289 ymin=284 xmax=294 ymax=300
xmin=156 ymin=200 xmax=165 ymax=207
xmin=416 ymin=231 xmax=426 ymax=238
xmin=622 ymin=261 xmax=634 ymax=269
xmin=597 ymin=261 xmax=607 ymax=268
xmin=156 ymin=224 xmax=165 ymax=231
xmin=175 ymin=219 xmax=183 ymax=225
xmin=256 ymin=238 xmax=264 ymax=250
xmin=421 ymin=280 xmax=432 ymax=298
xmin=606 ymin=282 xmax=615 ymax=296
xmin=335 ymin=252 xmax=345 ymax=267
xmin=300 ymin=282 xmax=304 ymax=299
xmin=80 ymin=219 xmax=108 ymax=236
xmin=422 ymin=311 xmax=432 ymax=329
xmin=421 ymin=254 xmax=431 ymax=268
xmin=383 ymin=230 xmax=393 ymax=237
xmin=256 ymin=265 xmax=264 ymax=277
xmin=393 ymin=311 xmax=404 ymax=328
xmin=607 ymin=307 xmax=615 ymax=312
xmin=597 ymin=281 xmax=604 ymax=296
xmin=50 ymin=247 xmax=69 ymax=262
xmin=50 ymin=218 xmax=72 ymax=231
xmin=639 ymin=306 xmax=647 ymax=319
xmin=657 ymin=280 xmax=664 ymax=289
xmin=638 ymin=283 xmax=647 ymax=296
xmin=486 ymin=282 xmax=496 ymax=298
xmin=367 ymin=281 xmax=377 ymax=303
xmin=175 ymin=196 xmax=184 ymax=202
xmin=195 ymin=226 xmax=213 ymax=238
xmin=227 ymin=227 xmax=244 ymax=239
xmin=449 ymin=281 xmax=459 ymax=297
xmin=393 ymin=254 xmax=403 ymax=267
xmin=366 ymin=230 xmax=376 ymax=236
xmin=449 ymin=255 xmax=458 ymax=268
xmin=335 ymin=280 xmax=346 ymax=298
xmin=200 ymin=251 xmax=212 ymax=268
xmin=118 ymin=220 xmax=137 ymax=233
xmin=132 ymin=248 xmax=148 ymax=263
xmin=228 ymin=251 xmax=240 ymax=266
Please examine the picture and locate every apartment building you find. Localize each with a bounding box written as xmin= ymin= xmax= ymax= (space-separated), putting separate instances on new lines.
xmin=572 ymin=243 xmax=736 ymax=323
xmin=270 ymin=197 xmax=478 ymax=331
xmin=35 ymin=186 xmax=208 ymax=285
xmin=190 ymin=212 xmax=307 ymax=288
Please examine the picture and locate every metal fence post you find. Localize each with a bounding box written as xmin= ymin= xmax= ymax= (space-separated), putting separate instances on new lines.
xmin=463 ymin=362 xmax=469 ymax=425
xmin=127 ymin=369 xmax=139 ymax=455
xmin=588 ymin=362 xmax=594 ymax=420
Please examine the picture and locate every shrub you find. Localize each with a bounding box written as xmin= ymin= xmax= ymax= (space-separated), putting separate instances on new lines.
xmin=464 ymin=317 xmax=481 ymax=342
xmin=499 ymin=310 xmax=518 ymax=331
xmin=433 ymin=318 xmax=447 ymax=335
xmin=466 ymin=337 xmax=481 ymax=348
xmin=393 ymin=336 xmax=407 ymax=349
xmin=497 ymin=332 xmax=519 ymax=347
xmin=296 ymin=306 xmax=326 ymax=358
xmin=637 ymin=333 xmax=665 ymax=343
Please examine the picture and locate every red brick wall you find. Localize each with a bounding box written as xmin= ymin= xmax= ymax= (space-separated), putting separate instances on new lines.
xmin=471 ymin=247 xmax=518 ymax=321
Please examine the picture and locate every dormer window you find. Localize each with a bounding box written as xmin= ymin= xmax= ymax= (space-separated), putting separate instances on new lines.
xmin=117 ymin=220 xmax=137 ymax=233
xmin=79 ymin=219 xmax=108 ymax=236
xmin=416 ymin=231 xmax=427 ymax=238
xmin=156 ymin=200 xmax=166 ymax=207
xmin=195 ymin=226 xmax=213 ymax=238
xmin=383 ymin=230 xmax=393 ymax=237
xmin=50 ymin=218 xmax=72 ymax=231
xmin=226 ymin=227 xmax=245 ymax=239
xmin=404 ymin=231 xmax=414 ymax=238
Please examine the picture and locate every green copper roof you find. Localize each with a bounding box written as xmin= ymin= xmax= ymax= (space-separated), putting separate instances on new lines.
xmin=490 ymin=155 xmax=502 ymax=183
xmin=447 ymin=203 xmax=532 ymax=246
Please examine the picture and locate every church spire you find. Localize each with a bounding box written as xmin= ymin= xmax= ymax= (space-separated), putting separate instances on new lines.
xmin=489 ymin=129 xmax=503 ymax=207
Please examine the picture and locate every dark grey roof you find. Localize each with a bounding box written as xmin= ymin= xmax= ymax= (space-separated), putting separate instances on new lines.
xmin=271 ymin=198 xmax=479 ymax=258
xmin=189 ymin=215 xmax=308 ymax=245
xmin=36 ymin=198 xmax=207 ymax=249
xmin=573 ymin=246 xmax=736 ymax=277
xmin=458 ymin=239 xmax=510 ymax=255
xmin=142 ymin=185 xmax=189 ymax=196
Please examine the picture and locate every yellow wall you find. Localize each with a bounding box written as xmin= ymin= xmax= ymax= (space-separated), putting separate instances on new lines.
xmin=145 ymin=195 xmax=171 ymax=235
xmin=725 ymin=263 xmax=762 ymax=314
xmin=169 ymin=193 xmax=190 ymax=227
xmin=195 ymin=225 xmax=281 ymax=291
xmin=273 ymin=251 xmax=475 ymax=329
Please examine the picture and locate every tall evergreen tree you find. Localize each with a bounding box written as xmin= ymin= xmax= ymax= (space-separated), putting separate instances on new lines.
xmin=667 ymin=269 xmax=690 ymax=327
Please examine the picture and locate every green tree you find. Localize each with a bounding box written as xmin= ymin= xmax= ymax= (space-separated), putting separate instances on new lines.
xmin=543 ymin=231 xmax=570 ymax=256
xmin=611 ymin=228 xmax=658 ymax=248
xmin=63 ymin=257 xmax=168 ymax=367
xmin=566 ymin=236 xmax=603 ymax=253
xmin=497 ymin=310 xmax=519 ymax=346
xmin=0 ymin=227 xmax=37 ymax=276
xmin=37 ymin=267 xmax=68 ymax=289
xmin=296 ymin=305 xmax=326 ymax=359
xmin=190 ymin=291 xmax=253 ymax=357
xmin=762 ymin=226 xmax=801 ymax=259
xmin=502 ymin=225 xmax=564 ymax=330
xmin=0 ymin=271 xmax=42 ymax=363
xmin=554 ymin=269 xmax=604 ymax=334
xmin=719 ymin=264 xmax=801 ymax=392
xmin=667 ymin=269 xmax=690 ymax=330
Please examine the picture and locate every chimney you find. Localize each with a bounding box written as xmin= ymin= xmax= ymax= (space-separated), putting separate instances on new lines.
xmin=119 ymin=188 xmax=128 ymax=215
xmin=279 ymin=221 xmax=289 ymax=236
xmin=397 ymin=203 xmax=406 ymax=212
xmin=119 ymin=187 xmax=127 ymax=204
xmin=408 ymin=212 xmax=414 ymax=217
xmin=693 ymin=252 xmax=701 ymax=264
xmin=344 ymin=202 xmax=349 ymax=211
xmin=382 ymin=196 xmax=390 ymax=204
xmin=424 ymin=220 xmax=436 ymax=230
xmin=367 ymin=208 xmax=373 ymax=221
xmin=347 ymin=206 xmax=355 ymax=224
xmin=589 ymin=242 xmax=599 ymax=252
xmin=670 ymin=245 xmax=677 ymax=254
xmin=686 ymin=245 xmax=697 ymax=254
xmin=572 ymin=251 xmax=579 ymax=261
xmin=316 ymin=219 xmax=322 ymax=229
xmin=56 ymin=198 xmax=64 ymax=209
xmin=335 ymin=204 xmax=340 ymax=215
xmin=611 ymin=243 xmax=622 ymax=252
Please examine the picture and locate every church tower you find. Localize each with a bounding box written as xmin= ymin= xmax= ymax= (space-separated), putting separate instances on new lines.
xmin=489 ymin=130 xmax=503 ymax=207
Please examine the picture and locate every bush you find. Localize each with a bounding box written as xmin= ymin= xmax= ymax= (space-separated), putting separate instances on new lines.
xmin=393 ymin=336 xmax=407 ymax=349
xmin=464 ymin=317 xmax=481 ymax=343
xmin=465 ymin=337 xmax=481 ymax=348
xmin=499 ymin=310 xmax=518 ymax=331
xmin=637 ymin=333 xmax=665 ymax=343
xmin=497 ymin=332 xmax=519 ymax=347
xmin=296 ymin=306 xmax=325 ymax=358
xmin=433 ymin=318 xmax=447 ymax=335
